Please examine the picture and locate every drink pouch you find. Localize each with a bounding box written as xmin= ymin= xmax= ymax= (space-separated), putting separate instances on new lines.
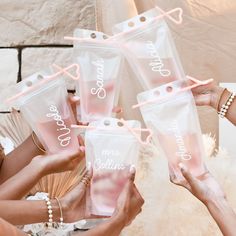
xmin=75 ymin=117 xmax=151 ymax=216
xmin=112 ymin=7 xmax=184 ymax=90
xmin=135 ymin=78 xmax=211 ymax=180
xmin=6 ymin=67 xmax=80 ymax=154
xmin=73 ymin=29 xmax=124 ymax=123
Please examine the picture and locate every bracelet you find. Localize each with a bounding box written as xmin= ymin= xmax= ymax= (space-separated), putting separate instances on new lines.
xmin=215 ymin=87 xmax=227 ymax=112
xmin=218 ymin=92 xmax=235 ymax=118
xmin=45 ymin=196 xmax=53 ymax=228
xmin=31 ymin=132 xmax=46 ymax=153
xmin=55 ymin=197 xmax=64 ymax=227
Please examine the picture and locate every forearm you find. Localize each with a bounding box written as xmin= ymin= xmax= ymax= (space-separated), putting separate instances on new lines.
xmin=206 ymin=198 xmax=236 ymax=236
xmin=75 ymin=218 xmax=125 ymax=236
xmin=0 ymin=134 xmax=44 ymax=184
xmin=0 ymin=160 xmax=43 ymax=200
xmin=0 ymin=217 xmax=28 ymax=236
xmin=0 ymin=199 xmax=60 ymax=225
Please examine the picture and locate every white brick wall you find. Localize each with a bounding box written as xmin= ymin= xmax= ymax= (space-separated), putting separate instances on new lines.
xmin=0 ymin=0 xmax=96 ymax=112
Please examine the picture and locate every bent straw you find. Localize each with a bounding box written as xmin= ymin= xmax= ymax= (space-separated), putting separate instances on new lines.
xmin=52 ymin=63 xmax=80 ymax=81
xmin=64 ymin=6 xmax=183 ymax=43
xmin=6 ymin=64 xmax=80 ymax=103
xmin=132 ymin=76 xmax=214 ymax=109
xmin=71 ymin=119 xmax=153 ymax=145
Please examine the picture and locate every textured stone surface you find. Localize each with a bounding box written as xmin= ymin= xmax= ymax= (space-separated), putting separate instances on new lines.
xmin=21 ymin=47 xmax=76 ymax=90
xmin=0 ymin=0 xmax=95 ymax=46
xmin=0 ymin=49 xmax=18 ymax=111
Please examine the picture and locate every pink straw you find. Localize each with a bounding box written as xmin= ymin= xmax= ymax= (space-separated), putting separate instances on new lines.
xmin=132 ymin=76 xmax=214 ymax=109
xmin=71 ymin=118 xmax=153 ymax=145
xmin=52 ymin=63 xmax=80 ymax=81
xmin=6 ymin=64 xmax=80 ymax=103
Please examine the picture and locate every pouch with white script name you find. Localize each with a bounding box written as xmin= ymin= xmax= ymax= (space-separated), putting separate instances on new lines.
xmin=135 ymin=79 xmax=207 ymax=181
xmin=112 ymin=7 xmax=184 ymax=90
xmin=73 ymin=29 xmax=124 ymax=123
xmin=5 ymin=67 xmax=79 ymax=154
xmin=84 ymin=117 xmax=142 ymax=216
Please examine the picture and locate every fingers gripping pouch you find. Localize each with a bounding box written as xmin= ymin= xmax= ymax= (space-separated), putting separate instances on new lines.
xmin=73 ymin=29 xmax=124 ymax=123
xmin=6 ymin=71 xmax=79 ymax=154
xmin=112 ymin=7 xmax=184 ymax=90
xmin=136 ymin=80 xmax=206 ymax=181
xmin=85 ymin=118 xmax=141 ymax=216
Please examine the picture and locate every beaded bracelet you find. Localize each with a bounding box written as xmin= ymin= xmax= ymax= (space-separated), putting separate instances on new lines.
xmin=55 ymin=197 xmax=64 ymax=227
xmin=45 ymin=196 xmax=53 ymax=228
xmin=218 ymin=92 xmax=235 ymax=118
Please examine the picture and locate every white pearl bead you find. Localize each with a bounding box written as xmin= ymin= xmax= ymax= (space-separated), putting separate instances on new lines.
xmin=48 ymin=205 xmax=52 ymax=209
xmin=49 ymin=214 xmax=53 ymax=218
xmin=49 ymin=219 xmax=53 ymax=223
xmin=227 ymin=101 xmax=231 ymax=105
xmin=48 ymin=210 xmax=52 ymax=214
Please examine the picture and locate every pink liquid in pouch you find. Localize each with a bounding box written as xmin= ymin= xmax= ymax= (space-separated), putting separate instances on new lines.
xmin=37 ymin=116 xmax=78 ymax=154
xmin=7 ymin=73 xmax=79 ymax=154
xmin=112 ymin=8 xmax=185 ymax=90
xmin=73 ymin=29 xmax=123 ymax=123
xmin=137 ymin=80 xmax=206 ymax=180
xmin=85 ymin=118 xmax=140 ymax=216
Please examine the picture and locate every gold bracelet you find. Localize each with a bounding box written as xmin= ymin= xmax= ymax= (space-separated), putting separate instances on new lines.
xmin=31 ymin=132 xmax=46 ymax=153
xmin=55 ymin=197 xmax=64 ymax=227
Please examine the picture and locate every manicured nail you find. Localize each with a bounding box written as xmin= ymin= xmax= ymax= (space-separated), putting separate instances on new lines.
xmin=72 ymin=95 xmax=80 ymax=101
xmin=178 ymin=163 xmax=186 ymax=171
xmin=129 ymin=165 xmax=136 ymax=174
xmin=79 ymin=146 xmax=85 ymax=152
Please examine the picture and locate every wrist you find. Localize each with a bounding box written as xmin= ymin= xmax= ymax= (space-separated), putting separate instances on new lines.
xmin=110 ymin=212 xmax=126 ymax=229
xmin=205 ymin=196 xmax=228 ymax=211
xmin=29 ymin=157 xmax=45 ymax=179
xmin=210 ymin=85 xmax=226 ymax=110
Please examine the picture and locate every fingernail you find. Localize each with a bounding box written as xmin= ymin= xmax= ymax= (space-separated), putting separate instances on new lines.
xmin=72 ymin=95 xmax=80 ymax=101
xmin=129 ymin=165 xmax=136 ymax=174
xmin=178 ymin=163 xmax=186 ymax=171
xmin=87 ymin=162 xmax=92 ymax=171
xmin=79 ymin=146 xmax=85 ymax=152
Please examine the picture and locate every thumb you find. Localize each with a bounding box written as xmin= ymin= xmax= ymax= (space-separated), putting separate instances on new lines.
xmin=128 ymin=165 xmax=136 ymax=183
xmin=179 ymin=163 xmax=199 ymax=188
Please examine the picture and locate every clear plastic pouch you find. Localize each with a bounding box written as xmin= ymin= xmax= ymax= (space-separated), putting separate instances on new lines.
xmin=6 ymin=69 xmax=79 ymax=154
xmin=73 ymin=29 xmax=124 ymax=123
xmin=136 ymin=79 xmax=207 ymax=180
xmin=112 ymin=7 xmax=184 ymax=90
xmin=84 ymin=118 xmax=143 ymax=216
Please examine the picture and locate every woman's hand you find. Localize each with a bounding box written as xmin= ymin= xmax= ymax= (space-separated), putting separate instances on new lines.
xmin=170 ymin=163 xmax=225 ymax=205
xmin=111 ymin=168 xmax=144 ymax=226
xmin=188 ymin=78 xmax=224 ymax=110
xmin=32 ymin=147 xmax=85 ymax=177
xmin=60 ymin=169 xmax=92 ymax=223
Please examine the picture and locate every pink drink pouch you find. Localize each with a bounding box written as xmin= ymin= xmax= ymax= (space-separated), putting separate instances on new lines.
xmin=112 ymin=7 xmax=184 ymax=90
xmin=6 ymin=70 xmax=79 ymax=154
xmin=136 ymin=80 xmax=206 ymax=180
xmin=84 ymin=118 xmax=141 ymax=216
xmin=73 ymin=29 xmax=124 ymax=123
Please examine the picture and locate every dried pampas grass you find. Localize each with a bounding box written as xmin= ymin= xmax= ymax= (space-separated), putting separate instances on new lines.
xmin=0 ymin=110 xmax=86 ymax=198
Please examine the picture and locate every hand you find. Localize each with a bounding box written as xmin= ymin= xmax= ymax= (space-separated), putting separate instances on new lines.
xmin=188 ymin=78 xmax=225 ymax=110
xmin=60 ymin=168 xmax=92 ymax=223
xmin=112 ymin=168 xmax=144 ymax=226
xmin=170 ymin=163 xmax=226 ymax=205
xmin=32 ymin=146 xmax=85 ymax=177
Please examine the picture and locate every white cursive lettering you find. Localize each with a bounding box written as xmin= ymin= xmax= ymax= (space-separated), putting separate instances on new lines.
xmin=91 ymin=58 xmax=106 ymax=99
xmin=146 ymin=41 xmax=171 ymax=77
xmin=46 ymin=104 xmax=72 ymax=147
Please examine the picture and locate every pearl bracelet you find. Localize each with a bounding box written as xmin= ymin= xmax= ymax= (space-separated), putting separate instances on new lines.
xmin=218 ymin=92 xmax=235 ymax=118
xmin=45 ymin=196 xmax=53 ymax=228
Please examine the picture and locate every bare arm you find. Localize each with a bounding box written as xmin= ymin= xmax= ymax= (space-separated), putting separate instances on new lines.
xmin=0 ymin=199 xmax=60 ymax=225
xmin=171 ymin=164 xmax=236 ymax=236
xmin=0 ymin=217 xmax=28 ymax=236
xmin=206 ymin=198 xmax=236 ymax=236
xmin=0 ymin=151 xmax=84 ymax=200
xmin=0 ymin=134 xmax=44 ymax=184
